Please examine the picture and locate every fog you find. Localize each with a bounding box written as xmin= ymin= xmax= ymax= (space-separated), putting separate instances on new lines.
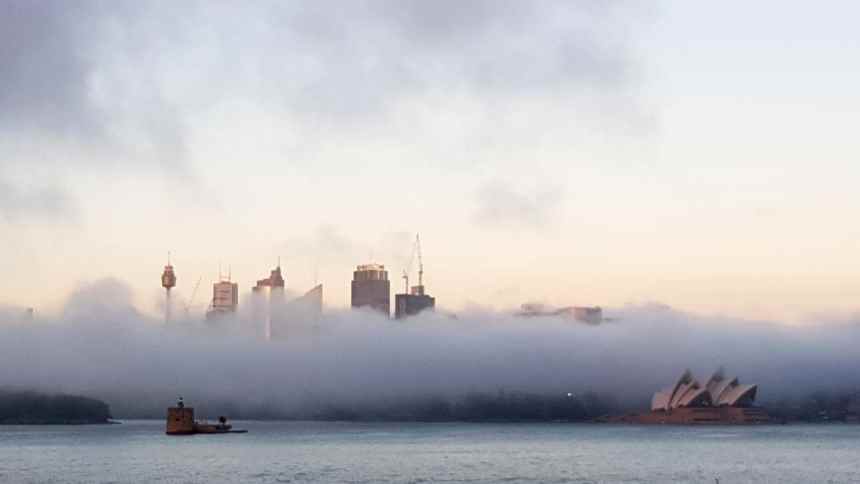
xmin=1 ymin=278 xmax=858 ymax=418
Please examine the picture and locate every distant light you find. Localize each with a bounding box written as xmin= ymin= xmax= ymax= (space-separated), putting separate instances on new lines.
xmin=566 ymin=392 xmax=574 ymax=398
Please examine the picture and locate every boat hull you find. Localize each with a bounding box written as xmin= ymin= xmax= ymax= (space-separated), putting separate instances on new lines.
xmin=166 ymin=405 xmax=245 ymax=435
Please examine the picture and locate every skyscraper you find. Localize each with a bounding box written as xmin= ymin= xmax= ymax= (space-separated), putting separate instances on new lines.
xmin=206 ymin=278 xmax=238 ymax=321
xmin=394 ymin=285 xmax=435 ymax=319
xmin=271 ymin=284 xmax=323 ymax=340
xmin=252 ymin=264 xmax=285 ymax=340
xmin=351 ymin=263 xmax=390 ymax=316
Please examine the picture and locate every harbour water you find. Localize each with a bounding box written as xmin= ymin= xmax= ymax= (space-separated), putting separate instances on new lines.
xmin=1 ymin=421 xmax=859 ymax=483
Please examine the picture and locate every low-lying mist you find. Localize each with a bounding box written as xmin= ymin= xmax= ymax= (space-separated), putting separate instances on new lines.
xmin=2 ymin=279 xmax=859 ymax=419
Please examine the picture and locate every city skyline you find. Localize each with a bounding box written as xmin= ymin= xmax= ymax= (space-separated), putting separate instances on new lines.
xmin=3 ymin=1 xmax=860 ymax=322
xmin=3 ymin=3 xmax=860 ymax=480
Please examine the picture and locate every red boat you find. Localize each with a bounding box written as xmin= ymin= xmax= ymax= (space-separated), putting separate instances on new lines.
xmin=165 ymin=398 xmax=247 ymax=435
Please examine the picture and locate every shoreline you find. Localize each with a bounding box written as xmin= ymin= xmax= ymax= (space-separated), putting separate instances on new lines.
xmin=7 ymin=418 xmax=856 ymax=426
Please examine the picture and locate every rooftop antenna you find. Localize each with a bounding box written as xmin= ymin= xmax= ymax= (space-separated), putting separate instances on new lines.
xmin=313 ymin=256 xmax=319 ymax=286
xmin=416 ymin=234 xmax=423 ymax=288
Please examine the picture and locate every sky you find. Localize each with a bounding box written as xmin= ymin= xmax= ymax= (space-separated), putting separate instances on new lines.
xmin=2 ymin=1 xmax=860 ymax=321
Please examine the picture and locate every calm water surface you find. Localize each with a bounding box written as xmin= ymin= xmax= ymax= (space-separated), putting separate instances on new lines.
xmin=1 ymin=421 xmax=858 ymax=483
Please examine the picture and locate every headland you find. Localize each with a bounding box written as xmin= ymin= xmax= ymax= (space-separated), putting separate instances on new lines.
xmin=0 ymin=389 xmax=113 ymax=425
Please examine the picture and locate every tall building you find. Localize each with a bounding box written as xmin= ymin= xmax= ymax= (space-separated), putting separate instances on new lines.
xmin=351 ymin=263 xmax=390 ymax=316
xmin=296 ymin=283 xmax=323 ymax=318
xmin=515 ymin=303 xmax=603 ymax=325
xmin=206 ymin=278 xmax=238 ymax=321
xmin=252 ymin=264 xmax=286 ymax=340
xmin=571 ymin=306 xmax=602 ymax=325
xmin=271 ymin=284 xmax=323 ymax=340
xmin=395 ymin=285 xmax=435 ymax=319
xmin=394 ymin=234 xmax=435 ymax=319
xmin=258 ymin=265 xmax=285 ymax=290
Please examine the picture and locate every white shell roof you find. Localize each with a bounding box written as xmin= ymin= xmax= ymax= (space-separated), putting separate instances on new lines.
xmin=678 ymin=386 xmax=711 ymax=407
xmin=718 ymin=383 xmax=757 ymax=406
xmin=712 ymin=377 xmax=738 ymax=403
xmin=653 ymin=369 xmax=757 ymax=410
xmin=705 ymin=368 xmax=725 ymax=395
xmin=651 ymin=391 xmax=671 ymax=412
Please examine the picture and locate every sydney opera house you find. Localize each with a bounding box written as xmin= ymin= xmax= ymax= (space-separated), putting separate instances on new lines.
xmin=608 ymin=368 xmax=769 ymax=424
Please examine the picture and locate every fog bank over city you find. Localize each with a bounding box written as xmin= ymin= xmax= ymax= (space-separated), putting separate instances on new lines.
xmin=1 ymin=278 xmax=858 ymax=418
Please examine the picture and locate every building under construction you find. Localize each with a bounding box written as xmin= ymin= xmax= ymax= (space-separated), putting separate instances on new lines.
xmin=394 ymin=234 xmax=435 ymax=319
xmin=351 ymin=263 xmax=390 ymax=316
xmin=206 ymin=272 xmax=238 ymax=321
xmin=395 ymin=287 xmax=435 ymax=319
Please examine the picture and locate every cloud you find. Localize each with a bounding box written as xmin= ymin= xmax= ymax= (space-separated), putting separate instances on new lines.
xmin=0 ymin=1 xmax=644 ymax=145
xmin=2 ymin=278 xmax=860 ymax=419
xmin=281 ymin=226 xmax=362 ymax=263
xmin=0 ymin=1 xmax=99 ymax=136
xmin=280 ymin=226 xmax=415 ymax=274
xmin=0 ymin=178 xmax=77 ymax=224
xmin=473 ymin=180 xmax=565 ymax=230
xmin=61 ymin=278 xmax=138 ymax=323
xmin=254 ymin=0 xmax=640 ymax=119
xmin=0 ymin=1 xmax=188 ymax=172
xmin=0 ymin=304 xmax=34 ymax=323
xmin=0 ymin=1 xmax=648 ymax=221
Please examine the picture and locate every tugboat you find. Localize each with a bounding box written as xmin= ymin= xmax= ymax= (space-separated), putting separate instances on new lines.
xmin=165 ymin=397 xmax=247 ymax=435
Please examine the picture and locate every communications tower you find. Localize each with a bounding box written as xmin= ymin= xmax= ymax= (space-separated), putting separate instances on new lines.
xmin=161 ymin=252 xmax=177 ymax=323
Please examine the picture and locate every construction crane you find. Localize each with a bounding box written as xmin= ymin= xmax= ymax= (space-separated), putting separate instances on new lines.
xmin=401 ymin=234 xmax=424 ymax=295
xmin=401 ymin=253 xmax=413 ymax=294
xmin=414 ymin=234 xmax=424 ymax=295
xmin=183 ymin=275 xmax=202 ymax=319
